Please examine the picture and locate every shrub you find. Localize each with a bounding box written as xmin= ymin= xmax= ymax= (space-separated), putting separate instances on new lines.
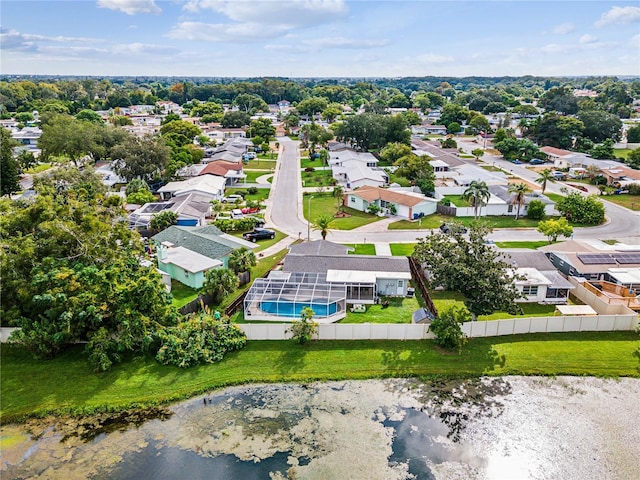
xmin=526 ymin=199 xmax=546 ymax=220
xmin=438 ymin=198 xmax=452 ymax=206
xmin=247 ymin=186 xmax=258 ymax=195
xmin=155 ymin=313 xmax=247 ymax=368
xmin=626 ymin=183 xmax=640 ymax=195
xmin=126 ymin=189 xmax=155 ymax=205
xmin=305 ymin=167 xmax=315 ymax=172
xmin=287 ymin=307 xmax=318 ymax=345
xmin=429 ymin=306 xmax=470 ymax=352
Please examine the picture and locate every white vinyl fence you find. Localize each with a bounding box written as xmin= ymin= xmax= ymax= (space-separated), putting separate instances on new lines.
xmin=2 ymin=314 xmax=637 ymax=343
xmin=239 ymin=314 xmax=639 ymax=341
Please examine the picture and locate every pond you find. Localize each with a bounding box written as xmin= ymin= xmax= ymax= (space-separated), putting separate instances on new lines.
xmin=1 ymin=376 xmax=638 ymax=479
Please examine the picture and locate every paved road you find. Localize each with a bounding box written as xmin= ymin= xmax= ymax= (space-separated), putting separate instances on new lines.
xmin=266 ymin=137 xmax=640 ymax=246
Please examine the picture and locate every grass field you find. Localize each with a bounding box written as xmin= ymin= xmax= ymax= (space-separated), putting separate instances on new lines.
xmin=389 ymin=214 xmax=550 ymax=230
xmin=602 ymin=194 xmax=640 ymax=211
xmin=244 ymin=157 xmax=277 ymax=169
xmin=340 ymin=296 xmax=421 ymax=324
xmin=301 ymin=169 xmax=333 ymax=187
xmin=390 ymin=243 xmax=417 ymax=256
xmin=243 ymin=170 xmax=272 ymax=183
xmin=24 ymin=163 xmax=53 ymax=174
xmin=343 ymin=243 xmax=377 ymax=255
xmin=3 ymin=331 xmax=638 ymax=421
xmin=544 ymin=192 xmax=565 ymax=203
xmin=494 ymin=241 xmax=553 ymax=249
xmin=225 ymin=187 xmax=270 ymax=202
xmin=304 ymin=193 xmax=381 ymax=230
xmin=444 ymin=195 xmax=472 ymax=207
xmin=613 ymin=148 xmax=633 ymax=160
xmin=169 ymin=280 xmax=199 ymax=308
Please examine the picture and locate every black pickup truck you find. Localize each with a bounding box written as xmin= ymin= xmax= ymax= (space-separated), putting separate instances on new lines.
xmin=242 ymin=228 xmax=275 ymax=242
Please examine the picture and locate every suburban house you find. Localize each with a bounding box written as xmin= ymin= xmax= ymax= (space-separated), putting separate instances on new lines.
xmin=329 ymin=149 xmax=389 ymax=189
xmin=502 ymin=251 xmax=575 ymax=304
xmin=411 ymin=125 xmax=447 ymax=136
xmin=540 ymin=240 xmax=640 ymax=281
xmin=152 ymin=225 xmax=256 ymax=267
xmin=199 ymin=160 xmax=246 ymax=186
xmin=157 ymin=175 xmax=226 ymax=201
xmin=243 ymin=241 xmax=412 ymax=322
xmin=94 ymin=162 xmax=127 ymax=188
xmin=598 ymin=165 xmax=640 ymax=188
xmin=156 ymin=244 xmax=223 ymax=289
xmin=346 ymin=185 xmax=438 ymax=219
xmin=129 ymin=192 xmax=213 ymax=229
xmin=11 ymin=127 xmax=41 ymax=151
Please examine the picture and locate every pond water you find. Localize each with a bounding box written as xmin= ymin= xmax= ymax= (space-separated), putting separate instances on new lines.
xmin=1 ymin=376 xmax=639 ymax=479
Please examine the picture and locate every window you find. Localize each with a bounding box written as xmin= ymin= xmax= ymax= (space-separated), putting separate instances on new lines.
xmin=350 ymin=197 xmax=356 ymax=203
xmin=522 ymin=286 xmax=538 ymax=295
xmin=398 ymin=280 xmax=404 ymax=287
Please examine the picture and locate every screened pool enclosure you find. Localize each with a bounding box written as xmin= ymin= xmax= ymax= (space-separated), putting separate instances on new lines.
xmin=244 ymin=272 xmax=348 ymax=322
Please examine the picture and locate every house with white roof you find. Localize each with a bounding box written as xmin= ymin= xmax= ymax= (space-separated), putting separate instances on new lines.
xmin=157 ymin=175 xmax=226 ymax=201
xmin=156 ymin=244 xmax=222 ymax=289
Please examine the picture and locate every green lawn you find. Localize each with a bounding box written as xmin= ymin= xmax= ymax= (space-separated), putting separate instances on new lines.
xmin=24 ymin=163 xmax=53 ymax=174
xmin=243 ymin=170 xmax=272 ymax=183
xmin=429 ymin=289 xmax=468 ymax=312
xmin=343 ymin=243 xmax=377 ymax=255
xmin=494 ymin=241 xmax=553 ymax=249
xmin=3 ymin=331 xmax=638 ymax=421
xmin=244 ymin=157 xmax=277 ymax=169
xmin=389 ymin=214 xmax=560 ymax=230
xmin=613 ymin=148 xmax=632 ymax=160
xmin=225 ymin=187 xmax=270 ymax=202
xmin=444 ymin=195 xmax=472 ymax=207
xmin=170 ymin=280 xmax=199 ymax=308
xmin=301 ymin=169 xmax=333 ymax=187
xmin=544 ymin=192 xmax=565 ymax=203
xmin=340 ymin=296 xmax=420 ymax=324
xmin=301 ymin=157 xmax=326 ymax=169
xmin=602 ymin=194 xmax=640 ymax=211
xmin=477 ymin=303 xmax=558 ymax=320
xmin=305 ymin=193 xmax=381 ymax=230
xmin=231 ymin=229 xmax=287 ymax=252
xmin=390 ymin=243 xmax=417 ymax=256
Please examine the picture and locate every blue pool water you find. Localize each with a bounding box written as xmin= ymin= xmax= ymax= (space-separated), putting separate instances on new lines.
xmin=260 ymin=300 xmax=339 ymax=317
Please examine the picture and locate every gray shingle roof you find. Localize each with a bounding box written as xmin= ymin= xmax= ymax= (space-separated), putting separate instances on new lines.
xmin=152 ymin=225 xmax=246 ymax=260
xmin=283 ymin=254 xmax=410 ymax=275
xmin=499 ymin=251 xmax=557 ymax=270
xmin=288 ymin=240 xmax=353 ymax=256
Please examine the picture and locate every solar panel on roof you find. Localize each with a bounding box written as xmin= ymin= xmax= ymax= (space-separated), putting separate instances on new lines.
xmin=576 ymin=254 xmax=616 ymax=265
xmin=613 ymin=254 xmax=640 ymax=264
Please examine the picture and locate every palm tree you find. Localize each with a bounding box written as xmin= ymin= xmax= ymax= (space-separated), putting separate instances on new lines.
xmin=313 ymin=214 xmax=334 ymax=240
xmin=535 ymin=169 xmax=555 ymax=194
xmin=462 ymin=180 xmax=490 ymax=219
xmin=333 ymin=185 xmax=344 ymax=211
xmin=228 ymin=247 xmax=257 ymax=275
xmin=508 ymin=182 xmax=531 ymax=220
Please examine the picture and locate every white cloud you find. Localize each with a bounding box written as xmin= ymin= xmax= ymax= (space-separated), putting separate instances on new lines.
xmin=167 ymin=21 xmax=290 ymax=42
xmin=579 ymin=34 xmax=598 ymax=44
xmin=632 ymin=34 xmax=640 ymax=48
xmin=595 ymin=6 xmax=640 ymax=27
xmin=415 ymin=53 xmax=454 ymax=65
xmin=553 ymin=22 xmax=574 ymax=34
xmin=177 ymin=0 xmax=348 ymax=41
xmin=0 ymin=27 xmax=101 ymax=51
xmin=97 ymin=0 xmax=161 ymax=15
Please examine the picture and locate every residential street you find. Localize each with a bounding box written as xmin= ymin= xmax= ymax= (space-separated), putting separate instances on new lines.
xmin=265 ymin=138 xmax=640 ymax=247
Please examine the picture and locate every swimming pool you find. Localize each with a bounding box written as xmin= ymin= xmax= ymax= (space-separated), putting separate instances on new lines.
xmin=260 ymin=300 xmax=340 ymax=318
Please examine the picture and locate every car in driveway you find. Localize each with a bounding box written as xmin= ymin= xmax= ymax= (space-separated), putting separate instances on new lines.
xmin=242 ymin=228 xmax=275 ymax=242
xmin=439 ymin=222 xmax=468 ymax=234
xmin=509 ymin=159 xmax=523 ymax=165
xmin=222 ymin=194 xmax=243 ymax=203
xmin=528 ymin=158 xmax=546 ymax=165
xmin=550 ymin=171 xmax=567 ymax=180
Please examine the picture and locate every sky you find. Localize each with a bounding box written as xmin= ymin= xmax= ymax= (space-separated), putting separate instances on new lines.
xmin=1 ymin=0 xmax=639 ymax=78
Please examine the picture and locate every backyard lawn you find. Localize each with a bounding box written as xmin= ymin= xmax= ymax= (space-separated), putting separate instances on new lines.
xmin=3 ymin=331 xmax=638 ymax=421
xmin=444 ymin=195 xmax=472 ymax=207
xmin=170 ymin=280 xmax=199 ymax=308
xmin=301 ymin=169 xmax=334 ymax=187
xmin=304 ymin=193 xmax=381 ymax=230
xmin=300 ymin=157 xmax=327 ymax=169
xmin=340 ymin=295 xmax=420 ymax=324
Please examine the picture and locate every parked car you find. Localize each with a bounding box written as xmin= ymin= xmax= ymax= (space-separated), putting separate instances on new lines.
xmin=528 ymin=158 xmax=545 ymax=165
xmin=222 ymin=194 xmax=243 ymax=203
xmin=439 ymin=223 xmax=468 ymax=234
xmin=241 ymin=206 xmax=260 ymax=214
xmin=242 ymin=228 xmax=276 ymax=242
xmin=509 ymin=159 xmax=523 ymax=165
xmin=231 ymin=209 xmax=244 ymax=219
xmin=551 ymin=171 xmax=567 ymax=180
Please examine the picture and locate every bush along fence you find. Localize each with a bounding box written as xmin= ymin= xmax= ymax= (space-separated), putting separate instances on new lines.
xmin=237 ymin=314 xmax=639 ymax=341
